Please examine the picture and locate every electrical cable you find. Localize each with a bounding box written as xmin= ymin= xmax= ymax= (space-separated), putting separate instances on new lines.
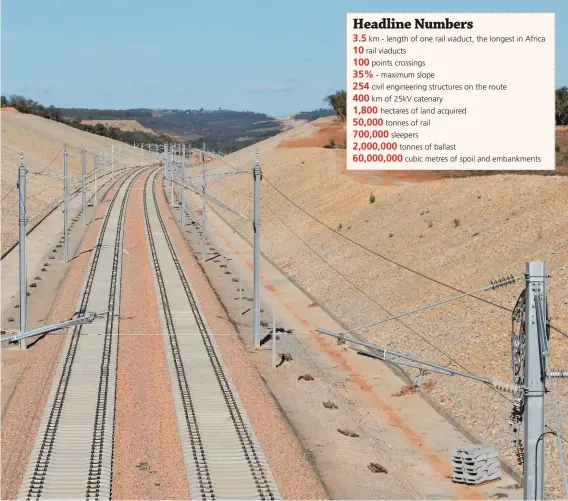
xmin=1 ymin=144 xmax=67 ymax=216
xmin=28 ymin=144 xmax=66 ymax=181
xmin=207 ymin=166 xmax=513 ymax=401
xmin=255 ymin=190 xmax=519 ymax=406
xmin=260 ymin=175 xmax=567 ymax=340
xmin=1 ymin=184 xmax=18 ymax=203
xmin=535 ymin=432 xmax=555 ymax=500
xmin=339 ymin=275 xmax=522 ymax=336
xmin=255 ymin=179 xmax=568 ymax=458
xmin=201 ymin=160 xmax=568 ymax=457
xmin=213 ymin=168 xmax=568 ymax=469
xmin=547 ymin=379 xmax=568 ymax=498
xmin=536 ymin=293 xmax=568 ymax=498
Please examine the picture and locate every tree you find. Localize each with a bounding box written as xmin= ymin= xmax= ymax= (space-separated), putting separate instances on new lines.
xmin=46 ymin=105 xmax=62 ymax=121
xmin=108 ymin=127 xmax=121 ymax=140
xmin=94 ymin=123 xmax=108 ymax=136
xmin=1 ymin=95 xmax=8 ymax=107
xmin=556 ymin=87 xmax=568 ymax=126
xmin=325 ymin=90 xmax=346 ymax=121
xmin=9 ymin=95 xmax=30 ymax=113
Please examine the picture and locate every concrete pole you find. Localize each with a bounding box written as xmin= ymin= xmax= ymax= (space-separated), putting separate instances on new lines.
xmin=111 ymin=145 xmax=114 ymax=175
xmin=63 ymin=146 xmax=69 ymax=263
xmin=523 ymin=261 xmax=546 ymax=501
xmin=181 ymin=144 xmax=185 ymax=227
xmin=94 ymin=152 xmax=98 ymax=207
xmin=253 ymin=157 xmax=262 ymax=347
xmin=201 ymin=145 xmax=207 ymax=261
xmin=82 ymin=148 xmax=87 ymax=225
xmin=18 ymin=152 xmax=27 ymax=350
xmin=142 ymin=143 xmax=144 ymax=167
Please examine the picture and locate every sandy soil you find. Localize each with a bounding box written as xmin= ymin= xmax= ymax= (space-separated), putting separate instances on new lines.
xmin=1 ymin=184 xmax=120 ymax=500
xmin=81 ymin=119 xmax=156 ymax=135
xmin=1 ymin=112 xmax=158 ymax=254
xmin=111 ymin=171 xmax=189 ymax=499
xmin=272 ymin=115 xmax=308 ymax=132
xmin=154 ymin=174 xmax=327 ymax=500
xmin=199 ymin=118 xmax=568 ymax=498
xmin=278 ymin=118 xmax=346 ymax=149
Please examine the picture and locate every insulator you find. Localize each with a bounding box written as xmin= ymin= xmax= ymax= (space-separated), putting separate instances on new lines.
xmin=492 ymin=379 xmax=518 ymax=393
xmin=548 ymin=369 xmax=568 ymax=378
xmin=490 ymin=274 xmax=517 ymax=290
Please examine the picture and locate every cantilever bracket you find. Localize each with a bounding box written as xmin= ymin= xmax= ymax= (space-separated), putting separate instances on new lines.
xmin=1 ymin=312 xmax=100 ymax=344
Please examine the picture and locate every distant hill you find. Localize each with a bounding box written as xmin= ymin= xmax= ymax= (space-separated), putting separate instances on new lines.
xmin=292 ymin=108 xmax=335 ymax=121
xmin=61 ymin=108 xmax=284 ymax=152
xmin=59 ymin=108 xmax=152 ymax=120
xmin=81 ymin=119 xmax=156 ymax=135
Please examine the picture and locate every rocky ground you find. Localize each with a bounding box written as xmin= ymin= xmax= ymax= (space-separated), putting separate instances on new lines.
xmin=201 ymin=117 xmax=568 ymax=498
xmin=2 ymin=112 xmax=567 ymax=498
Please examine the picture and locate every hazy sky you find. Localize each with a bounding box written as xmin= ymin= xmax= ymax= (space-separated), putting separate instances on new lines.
xmin=2 ymin=0 xmax=566 ymax=115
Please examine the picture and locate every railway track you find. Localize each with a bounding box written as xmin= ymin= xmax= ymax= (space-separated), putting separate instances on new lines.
xmin=18 ymin=167 xmax=146 ymax=501
xmin=143 ymin=170 xmax=281 ymax=500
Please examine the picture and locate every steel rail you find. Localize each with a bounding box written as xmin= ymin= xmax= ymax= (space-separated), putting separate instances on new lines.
xmin=143 ymin=170 xmax=280 ymax=499
xmin=18 ymin=167 xmax=146 ymax=500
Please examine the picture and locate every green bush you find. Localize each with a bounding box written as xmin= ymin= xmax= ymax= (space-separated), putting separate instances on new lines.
xmin=325 ymin=91 xmax=346 ymax=121
xmin=556 ymin=87 xmax=568 ymax=125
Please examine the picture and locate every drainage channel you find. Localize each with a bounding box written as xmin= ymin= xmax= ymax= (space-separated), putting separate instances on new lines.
xmin=18 ymin=167 xmax=147 ymax=501
xmin=143 ymin=170 xmax=281 ymax=500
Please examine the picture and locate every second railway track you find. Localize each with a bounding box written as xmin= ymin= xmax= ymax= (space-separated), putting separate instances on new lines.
xmin=143 ymin=170 xmax=281 ymax=500
xmin=16 ymin=166 xmax=282 ymax=500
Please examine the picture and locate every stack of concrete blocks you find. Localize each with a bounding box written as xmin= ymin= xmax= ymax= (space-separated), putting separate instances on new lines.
xmin=452 ymin=445 xmax=501 ymax=485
